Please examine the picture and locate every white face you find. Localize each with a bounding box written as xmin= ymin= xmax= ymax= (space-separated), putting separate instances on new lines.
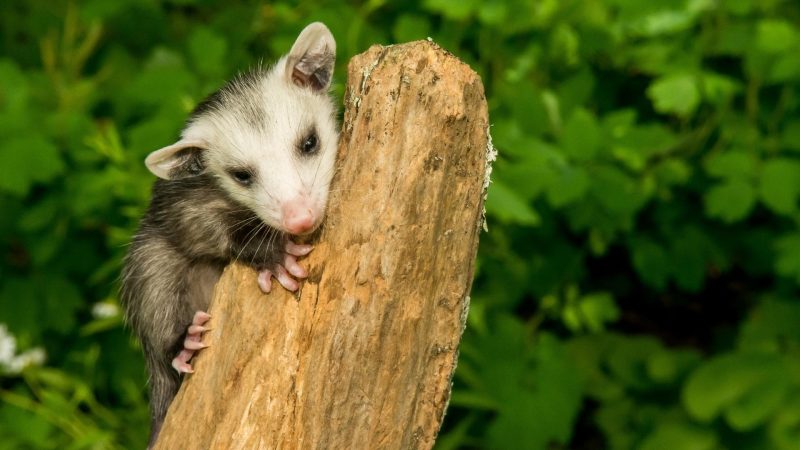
xmin=194 ymin=74 xmax=339 ymax=235
xmin=144 ymin=22 xmax=338 ymax=236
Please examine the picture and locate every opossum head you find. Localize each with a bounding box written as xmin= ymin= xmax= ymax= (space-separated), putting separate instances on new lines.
xmin=144 ymin=22 xmax=338 ymax=236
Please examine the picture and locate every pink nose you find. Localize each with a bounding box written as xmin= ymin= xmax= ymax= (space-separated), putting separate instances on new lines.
xmin=282 ymin=202 xmax=316 ymax=235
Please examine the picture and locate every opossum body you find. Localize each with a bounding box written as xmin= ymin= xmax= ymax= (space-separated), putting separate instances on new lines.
xmin=120 ymin=23 xmax=338 ymax=447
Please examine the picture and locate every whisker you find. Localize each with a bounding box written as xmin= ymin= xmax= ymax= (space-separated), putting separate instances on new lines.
xmin=250 ymin=223 xmax=268 ymax=267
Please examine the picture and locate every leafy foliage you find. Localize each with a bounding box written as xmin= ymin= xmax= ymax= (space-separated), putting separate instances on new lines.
xmin=1 ymin=0 xmax=799 ymax=449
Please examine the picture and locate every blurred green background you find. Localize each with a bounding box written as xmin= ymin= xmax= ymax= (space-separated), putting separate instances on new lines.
xmin=1 ymin=0 xmax=800 ymax=448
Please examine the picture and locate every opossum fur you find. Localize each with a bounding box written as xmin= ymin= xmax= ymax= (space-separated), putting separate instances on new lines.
xmin=120 ymin=22 xmax=338 ymax=446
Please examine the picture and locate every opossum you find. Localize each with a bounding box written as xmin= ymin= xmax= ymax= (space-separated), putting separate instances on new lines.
xmin=120 ymin=22 xmax=338 ymax=447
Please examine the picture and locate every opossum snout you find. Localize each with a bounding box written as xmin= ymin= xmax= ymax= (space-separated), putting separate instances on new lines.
xmin=281 ymin=199 xmax=316 ymax=235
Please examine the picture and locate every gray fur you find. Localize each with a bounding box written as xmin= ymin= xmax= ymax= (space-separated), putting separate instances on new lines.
xmin=120 ymin=22 xmax=337 ymax=447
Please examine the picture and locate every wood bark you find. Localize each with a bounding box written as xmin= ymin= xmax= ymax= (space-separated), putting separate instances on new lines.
xmin=153 ymin=40 xmax=490 ymax=450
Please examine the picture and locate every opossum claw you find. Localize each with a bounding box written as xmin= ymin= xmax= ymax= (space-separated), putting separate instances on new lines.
xmin=257 ymin=241 xmax=311 ymax=293
xmin=183 ymin=339 xmax=208 ymax=351
xmin=258 ymin=269 xmax=273 ymax=293
xmin=285 ymin=241 xmax=313 ymax=256
xmin=283 ymin=253 xmax=308 ymax=278
xmin=188 ymin=325 xmax=210 ymax=334
xmin=172 ymin=349 xmax=195 ymax=374
xmin=170 ymin=310 xmax=211 ymax=374
xmin=257 ymin=263 xmax=300 ymax=293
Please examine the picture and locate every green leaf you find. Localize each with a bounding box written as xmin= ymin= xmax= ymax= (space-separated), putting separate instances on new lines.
xmin=392 ymin=15 xmax=432 ymax=43
xmin=653 ymin=159 xmax=692 ymax=187
xmin=42 ymin=277 xmax=83 ymax=335
xmin=606 ymin=335 xmax=663 ymax=389
xmin=724 ymin=375 xmax=790 ymax=431
xmin=125 ymin=50 xmax=195 ymax=108
xmin=486 ymin=333 xmax=583 ymax=449
xmin=769 ymin=53 xmax=800 ymax=83
xmin=756 ymin=20 xmax=799 ymax=54
xmin=18 ymin=197 xmax=59 ymax=232
xmin=759 ymin=158 xmax=800 ymax=215
xmin=723 ymin=0 xmax=753 ymax=15
xmin=650 ymin=349 xmax=701 ymax=384
xmin=0 ymin=136 xmax=64 ymax=196
xmin=545 ymin=165 xmax=590 ymax=207
xmin=188 ymin=27 xmax=228 ymax=78
xmin=668 ymin=226 xmax=721 ymax=292
xmin=783 ymin=120 xmax=800 ymax=151
xmin=423 ymin=0 xmax=477 ymax=20
xmin=700 ymin=71 xmax=740 ymax=105
xmin=0 ymin=402 xmax=55 ymax=448
xmin=0 ymin=59 xmax=29 ymax=111
xmin=602 ymin=109 xmax=637 ymax=139
xmin=640 ymin=422 xmax=718 ymax=450
xmin=477 ymin=1 xmax=508 ymax=25
xmin=704 ymin=180 xmax=756 ymax=223
xmin=631 ymin=238 xmax=670 ymax=290
xmin=485 ymin=180 xmax=541 ymax=226
xmin=775 ymin=233 xmax=800 ymax=283
xmin=768 ymin=391 xmax=800 ymax=449
xmin=648 ymin=73 xmax=700 ymax=117
xmin=629 ymin=10 xmax=696 ymax=37
xmin=550 ymin=24 xmax=580 ymax=67
xmin=683 ymin=352 xmax=788 ymax=423
xmin=613 ymin=123 xmax=678 ymax=162
xmin=561 ymin=108 xmax=601 ymax=161
xmin=562 ymin=292 xmax=619 ymax=333
xmin=590 ymin=165 xmax=649 ymax=217
xmin=0 ymin=278 xmax=41 ymax=340
xmin=739 ymin=298 xmax=800 ymax=350
xmin=704 ymin=150 xmax=758 ymax=180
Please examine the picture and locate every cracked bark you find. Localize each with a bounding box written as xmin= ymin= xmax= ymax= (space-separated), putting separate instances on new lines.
xmin=153 ymin=40 xmax=490 ymax=450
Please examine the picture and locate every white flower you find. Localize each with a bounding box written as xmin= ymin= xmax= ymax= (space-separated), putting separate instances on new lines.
xmin=0 ymin=324 xmax=17 ymax=366
xmin=8 ymin=348 xmax=47 ymax=374
xmin=92 ymin=301 xmax=121 ymax=319
xmin=0 ymin=323 xmax=46 ymax=375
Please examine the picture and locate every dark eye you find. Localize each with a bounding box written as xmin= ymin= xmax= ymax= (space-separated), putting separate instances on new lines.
xmin=229 ymin=170 xmax=253 ymax=186
xmin=300 ymin=133 xmax=318 ymax=155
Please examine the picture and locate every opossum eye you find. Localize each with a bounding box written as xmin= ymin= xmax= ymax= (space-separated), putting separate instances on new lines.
xmin=228 ymin=169 xmax=253 ymax=186
xmin=300 ymin=133 xmax=318 ymax=155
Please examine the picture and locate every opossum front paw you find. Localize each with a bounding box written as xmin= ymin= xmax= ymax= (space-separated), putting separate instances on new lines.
xmin=257 ymin=241 xmax=313 ymax=293
xmin=171 ymin=311 xmax=211 ymax=374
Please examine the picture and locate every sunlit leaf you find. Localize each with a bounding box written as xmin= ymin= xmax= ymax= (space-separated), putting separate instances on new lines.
xmin=648 ymin=73 xmax=700 ymax=117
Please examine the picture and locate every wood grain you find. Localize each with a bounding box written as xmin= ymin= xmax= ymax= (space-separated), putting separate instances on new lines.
xmin=154 ymin=40 xmax=489 ymax=450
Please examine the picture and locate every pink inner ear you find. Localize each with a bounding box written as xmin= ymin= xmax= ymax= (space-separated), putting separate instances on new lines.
xmin=291 ymin=68 xmax=326 ymax=91
xmin=291 ymin=67 xmax=311 ymax=88
xmin=145 ymin=139 xmax=207 ymax=180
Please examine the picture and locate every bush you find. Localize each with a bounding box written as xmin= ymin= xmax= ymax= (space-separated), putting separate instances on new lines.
xmin=1 ymin=0 xmax=799 ymax=449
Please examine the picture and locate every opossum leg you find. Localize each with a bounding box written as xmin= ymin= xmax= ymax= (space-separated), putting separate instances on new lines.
xmin=257 ymin=240 xmax=312 ymax=293
xmin=170 ymin=311 xmax=211 ymax=373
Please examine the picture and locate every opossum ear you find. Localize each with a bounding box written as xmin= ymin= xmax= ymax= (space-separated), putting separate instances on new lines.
xmin=145 ymin=140 xmax=207 ymax=180
xmin=285 ymin=22 xmax=336 ymax=92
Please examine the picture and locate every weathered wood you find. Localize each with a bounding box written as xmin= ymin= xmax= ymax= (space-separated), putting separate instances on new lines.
xmin=154 ymin=40 xmax=490 ymax=450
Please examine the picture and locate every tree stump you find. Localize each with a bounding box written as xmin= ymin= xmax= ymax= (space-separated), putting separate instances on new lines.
xmin=153 ymin=39 xmax=491 ymax=450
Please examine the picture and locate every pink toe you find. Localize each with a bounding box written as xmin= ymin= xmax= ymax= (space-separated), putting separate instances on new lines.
xmin=193 ymin=311 xmax=211 ymax=325
xmin=187 ymin=325 xmax=209 ymax=335
xmin=258 ymin=270 xmax=273 ymax=293
xmin=285 ymin=241 xmax=313 ymax=256
xmin=275 ymin=265 xmax=299 ymax=291
xmin=283 ymin=254 xmax=308 ymax=278
xmin=172 ymin=359 xmax=194 ymax=374
xmin=183 ymin=338 xmax=208 ymax=351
